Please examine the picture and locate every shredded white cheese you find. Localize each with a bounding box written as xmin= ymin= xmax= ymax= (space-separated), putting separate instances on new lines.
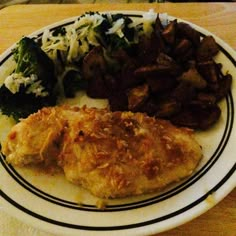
xmin=4 ymin=73 xmax=48 ymax=97
xmin=106 ymin=18 xmax=125 ymax=37
xmin=142 ymin=9 xmax=157 ymax=35
xmin=143 ymin=9 xmax=158 ymax=21
xmin=41 ymin=11 xmax=166 ymax=65
xmin=42 ymin=13 xmax=105 ymax=63
xmin=127 ymin=9 xmax=158 ymax=37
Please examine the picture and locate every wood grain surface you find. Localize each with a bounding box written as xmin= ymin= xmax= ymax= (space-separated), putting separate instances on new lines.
xmin=0 ymin=3 xmax=235 ymax=236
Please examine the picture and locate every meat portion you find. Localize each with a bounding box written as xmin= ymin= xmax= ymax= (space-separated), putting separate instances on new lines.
xmin=2 ymin=106 xmax=202 ymax=198
xmin=2 ymin=107 xmax=65 ymax=166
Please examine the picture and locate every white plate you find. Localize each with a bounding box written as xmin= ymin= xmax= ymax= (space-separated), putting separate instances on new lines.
xmin=0 ymin=11 xmax=235 ymax=236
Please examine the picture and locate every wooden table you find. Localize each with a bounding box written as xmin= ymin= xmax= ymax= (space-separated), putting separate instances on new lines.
xmin=0 ymin=3 xmax=235 ymax=235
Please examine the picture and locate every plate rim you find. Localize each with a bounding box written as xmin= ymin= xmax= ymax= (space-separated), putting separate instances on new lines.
xmin=0 ymin=10 xmax=235 ymax=236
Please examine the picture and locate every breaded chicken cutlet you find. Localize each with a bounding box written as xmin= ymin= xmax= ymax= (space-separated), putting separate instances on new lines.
xmin=2 ymin=106 xmax=202 ymax=198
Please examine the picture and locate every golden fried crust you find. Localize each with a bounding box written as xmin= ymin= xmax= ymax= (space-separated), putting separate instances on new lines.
xmin=2 ymin=106 xmax=202 ymax=198
xmin=2 ymin=107 xmax=64 ymax=166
